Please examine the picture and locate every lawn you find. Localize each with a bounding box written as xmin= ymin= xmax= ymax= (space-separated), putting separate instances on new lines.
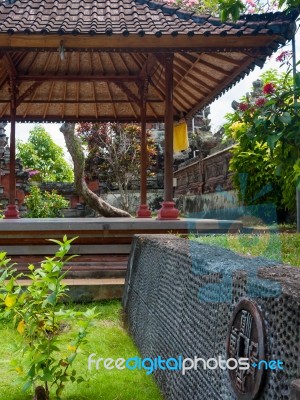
xmin=0 ymin=300 xmax=163 ymax=400
xmin=189 ymin=230 xmax=300 ymax=267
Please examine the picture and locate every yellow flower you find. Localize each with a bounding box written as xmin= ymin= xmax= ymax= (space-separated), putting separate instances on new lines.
xmin=230 ymin=122 xmax=247 ymax=139
xmin=17 ymin=320 xmax=25 ymax=335
xmin=67 ymin=345 xmax=76 ymax=352
xmin=15 ymin=366 xmax=23 ymax=374
xmin=4 ymin=294 xmax=17 ymax=308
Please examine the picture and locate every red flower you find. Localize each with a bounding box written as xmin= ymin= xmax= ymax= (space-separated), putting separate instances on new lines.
xmin=255 ymin=97 xmax=267 ymax=107
xmin=263 ymin=83 xmax=276 ymax=94
xmin=238 ymin=102 xmax=249 ymax=111
xmin=276 ymin=50 xmax=292 ymax=63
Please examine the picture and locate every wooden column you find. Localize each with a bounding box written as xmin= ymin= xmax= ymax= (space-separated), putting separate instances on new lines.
xmin=136 ymin=82 xmax=151 ymax=218
xmin=157 ymin=53 xmax=179 ymax=220
xmin=4 ymin=78 xmax=19 ymax=219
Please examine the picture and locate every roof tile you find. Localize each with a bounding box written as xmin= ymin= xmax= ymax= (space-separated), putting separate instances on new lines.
xmin=0 ymin=0 xmax=297 ymax=39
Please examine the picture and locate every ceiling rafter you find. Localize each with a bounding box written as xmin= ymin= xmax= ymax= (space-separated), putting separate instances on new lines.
xmin=23 ymin=78 xmax=40 ymax=118
xmin=204 ymin=52 xmax=245 ymax=66
xmin=113 ymin=81 xmax=140 ymax=104
xmin=173 ymin=80 xmax=205 ymax=105
xmin=62 ymin=81 xmax=67 ymax=119
xmin=197 ymin=58 xmax=231 ymax=76
xmin=185 ymin=56 xmax=255 ymax=120
xmin=172 ymin=62 xmax=208 ymax=96
xmin=16 ymin=82 xmax=42 ymax=107
xmin=0 ymin=103 xmax=9 ymax=118
xmin=106 ymin=53 xmax=118 ymax=119
xmin=130 ymin=53 xmax=145 ymax=69
xmin=43 ymin=53 xmax=61 ymax=119
xmin=1 ymin=53 xmax=17 ymax=77
xmin=176 ymin=53 xmax=221 ymax=84
xmin=118 ymin=54 xmax=150 ymax=118
xmin=0 ymin=75 xmax=8 ymax=90
xmin=139 ymin=54 xmax=158 ymax=80
xmin=116 ymin=53 xmax=131 ymax=74
xmin=0 ymin=99 xmax=163 ymax=104
xmin=175 ymin=53 xmax=212 ymax=90
xmin=24 ymin=52 xmax=40 ymax=75
xmin=174 ymin=67 xmax=213 ymax=94
xmin=89 ymin=52 xmax=98 ymax=119
xmin=16 ymin=74 xmax=140 ymax=82
xmin=107 ymin=53 xmax=139 ymax=119
xmin=76 ymin=52 xmax=80 ymax=119
xmin=136 ymin=80 xmax=159 ymax=120
xmin=61 ymin=51 xmax=71 ymax=118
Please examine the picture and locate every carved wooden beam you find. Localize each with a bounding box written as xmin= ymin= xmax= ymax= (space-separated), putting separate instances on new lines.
xmin=16 ymin=82 xmax=42 ymax=107
xmin=17 ymin=74 xmax=140 ymax=82
xmin=2 ymin=53 xmax=17 ymax=78
xmin=113 ymin=81 xmax=141 ymax=105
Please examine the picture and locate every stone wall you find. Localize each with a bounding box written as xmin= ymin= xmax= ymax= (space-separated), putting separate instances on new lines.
xmin=174 ymin=146 xmax=233 ymax=196
xmin=174 ymin=146 xmax=238 ymax=215
xmin=123 ymin=235 xmax=300 ymax=400
xmin=102 ymin=189 xmax=164 ymax=214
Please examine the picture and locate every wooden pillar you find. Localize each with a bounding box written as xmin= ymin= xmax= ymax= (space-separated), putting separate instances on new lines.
xmin=157 ymin=53 xmax=179 ymax=220
xmin=136 ymin=82 xmax=151 ymax=218
xmin=4 ymin=79 xmax=19 ymax=219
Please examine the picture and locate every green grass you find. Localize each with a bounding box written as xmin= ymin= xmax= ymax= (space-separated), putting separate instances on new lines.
xmin=0 ymin=300 xmax=163 ymax=400
xmin=190 ymin=231 xmax=300 ymax=267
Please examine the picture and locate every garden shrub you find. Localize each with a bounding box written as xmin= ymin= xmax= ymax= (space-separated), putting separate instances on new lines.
xmin=223 ymin=68 xmax=300 ymax=218
xmin=0 ymin=236 xmax=98 ymax=400
xmin=25 ymin=186 xmax=69 ymax=218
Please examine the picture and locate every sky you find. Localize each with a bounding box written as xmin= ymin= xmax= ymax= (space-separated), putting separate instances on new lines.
xmin=5 ymin=27 xmax=300 ymax=159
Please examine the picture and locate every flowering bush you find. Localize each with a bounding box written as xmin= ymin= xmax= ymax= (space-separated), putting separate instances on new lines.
xmin=224 ymin=68 xmax=300 ymax=215
xmin=25 ymin=186 xmax=69 ymax=218
xmin=262 ymin=82 xmax=276 ymax=95
xmin=162 ymin=0 xmax=284 ymax=21
xmin=27 ymin=169 xmax=42 ymax=182
xmin=255 ymin=97 xmax=267 ymax=107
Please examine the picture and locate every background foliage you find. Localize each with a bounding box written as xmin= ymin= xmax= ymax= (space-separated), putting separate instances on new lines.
xmin=76 ymin=122 xmax=156 ymax=212
xmin=25 ymin=186 xmax=69 ymax=218
xmin=224 ymin=68 xmax=300 ymax=217
xmin=17 ymin=126 xmax=74 ymax=183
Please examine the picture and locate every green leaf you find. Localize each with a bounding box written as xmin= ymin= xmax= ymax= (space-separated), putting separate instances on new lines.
xmin=294 ymin=72 xmax=300 ymax=89
xmin=220 ymin=9 xmax=228 ymax=22
xmin=22 ymin=380 xmax=33 ymax=392
xmin=67 ymin=353 xmax=76 ymax=364
xmin=48 ymin=282 xmax=57 ymax=291
xmin=46 ymin=292 xmax=57 ymax=305
xmin=279 ymin=112 xmax=292 ymax=124
xmin=27 ymin=364 xmax=36 ymax=378
xmin=40 ymin=370 xmax=54 ymax=382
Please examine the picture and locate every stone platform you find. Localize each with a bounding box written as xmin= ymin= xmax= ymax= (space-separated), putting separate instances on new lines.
xmin=0 ymin=217 xmax=242 ymax=255
xmin=0 ymin=217 xmax=242 ymax=301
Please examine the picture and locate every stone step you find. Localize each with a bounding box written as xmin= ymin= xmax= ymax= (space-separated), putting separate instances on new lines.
xmin=16 ymin=278 xmax=125 ymax=301
xmin=9 ymin=255 xmax=129 ymax=279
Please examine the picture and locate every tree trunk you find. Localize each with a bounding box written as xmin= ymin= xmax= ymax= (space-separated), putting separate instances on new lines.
xmin=33 ymin=386 xmax=49 ymax=400
xmin=60 ymin=123 xmax=131 ymax=217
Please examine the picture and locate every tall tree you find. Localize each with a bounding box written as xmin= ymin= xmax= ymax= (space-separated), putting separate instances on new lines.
xmin=17 ymin=125 xmax=73 ymax=182
xmin=76 ymin=122 xmax=156 ymax=213
xmin=60 ymin=122 xmax=131 ymax=217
